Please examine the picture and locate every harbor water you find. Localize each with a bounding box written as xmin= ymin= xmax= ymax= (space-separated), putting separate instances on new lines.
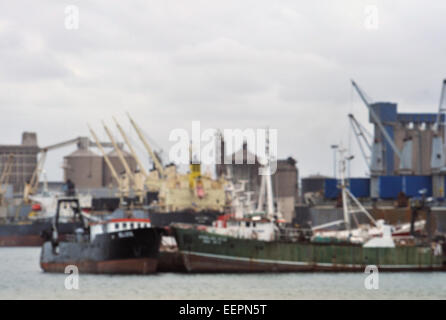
xmin=1 ymin=248 xmax=445 ymax=300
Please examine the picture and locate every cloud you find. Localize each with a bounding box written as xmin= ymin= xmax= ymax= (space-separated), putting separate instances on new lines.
xmin=0 ymin=0 xmax=445 ymax=180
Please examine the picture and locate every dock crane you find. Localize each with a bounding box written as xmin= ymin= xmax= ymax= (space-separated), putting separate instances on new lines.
xmin=24 ymin=137 xmax=92 ymax=203
xmin=348 ymin=113 xmax=373 ymax=173
xmin=113 ymin=116 xmax=149 ymax=178
xmin=88 ymin=124 xmax=127 ymax=200
xmin=430 ymin=79 xmax=446 ymax=198
xmin=435 ymin=79 xmax=446 ymax=132
xmin=0 ymin=154 xmax=14 ymax=205
xmin=113 ymin=117 xmax=160 ymax=192
xmin=22 ymin=136 xmax=125 ymax=203
xmin=127 ymin=113 xmax=165 ymax=178
xmin=351 ymin=80 xmax=408 ymax=171
xmin=103 ymin=121 xmax=146 ymax=202
xmin=431 ymin=79 xmax=446 ymax=170
xmin=102 ymin=122 xmax=136 ymax=184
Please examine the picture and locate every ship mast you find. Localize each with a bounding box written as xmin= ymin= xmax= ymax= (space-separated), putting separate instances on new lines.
xmin=338 ymin=147 xmax=377 ymax=231
xmin=313 ymin=148 xmax=377 ymax=232
xmin=256 ymin=129 xmax=277 ymax=219
xmin=265 ymin=130 xmax=274 ymax=217
xmin=338 ymin=148 xmax=351 ymax=231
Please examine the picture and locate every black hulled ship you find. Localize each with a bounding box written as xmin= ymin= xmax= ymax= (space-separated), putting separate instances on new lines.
xmin=40 ymin=198 xmax=162 ymax=274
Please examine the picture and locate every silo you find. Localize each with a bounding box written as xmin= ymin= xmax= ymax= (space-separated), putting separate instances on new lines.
xmin=102 ymin=149 xmax=137 ymax=187
xmin=63 ymin=148 xmax=103 ymax=188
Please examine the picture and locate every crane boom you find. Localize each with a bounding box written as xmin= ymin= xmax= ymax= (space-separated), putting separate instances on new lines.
xmin=0 ymin=154 xmax=14 ymax=198
xmin=29 ymin=152 xmax=47 ymax=190
xmin=41 ymin=136 xmax=122 ymax=152
xmin=0 ymin=154 xmax=14 ymax=185
xmin=102 ymin=122 xmax=135 ymax=182
xmin=22 ymin=135 xmax=125 ymax=202
xmin=41 ymin=137 xmax=84 ymax=152
xmin=113 ymin=116 xmax=149 ymax=178
xmin=88 ymin=124 xmax=122 ymax=188
xmin=127 ymin=113 xmax=164 ymax=177
xmin=351 ymin=80 xmax=406 ymax=168
xmin=435 ymin=79 xmax=446 ymax=133
xmin=348 ymin=114 xmax=372 ymax=171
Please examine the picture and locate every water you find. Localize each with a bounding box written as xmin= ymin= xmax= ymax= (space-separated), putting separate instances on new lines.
xmin=1 ymin=248 xmax=445 ymax=299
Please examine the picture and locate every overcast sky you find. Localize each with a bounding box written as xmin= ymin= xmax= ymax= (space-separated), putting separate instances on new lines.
xmin=1 ymin=0 xmax=446 ymax=181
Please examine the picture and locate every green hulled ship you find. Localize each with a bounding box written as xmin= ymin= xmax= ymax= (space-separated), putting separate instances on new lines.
xmin=172 ymin=223 xmax=445 ymax=273
xmin=172 ymin=145 xmax=445 ymax=273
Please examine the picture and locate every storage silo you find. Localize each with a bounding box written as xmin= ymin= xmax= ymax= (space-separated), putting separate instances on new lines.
xmin=102 ymin=148 xmax=137 ymax=187
xmin=63 ymin=148 xmax=103 ymax=188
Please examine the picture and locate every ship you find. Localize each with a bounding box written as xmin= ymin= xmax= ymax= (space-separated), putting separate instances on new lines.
xmin=171 ymin=148 xmax=445 ymax=273
xmin=172 ymin=222 xmax=444 ymax=272
xmin=0 ymin=191 xmax=94 ymax=246
xmin=40 ymin=197 xmax=162 ymax=274
xmin=0 ymin=219 xmax=81 ymax=246
xmin=88 ymin=116 xmax=229 ymax=229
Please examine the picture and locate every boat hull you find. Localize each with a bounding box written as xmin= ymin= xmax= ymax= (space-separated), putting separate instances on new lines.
xmin=41 ymin=257 xmax=158 ymax=274
xmin=40 ymin=228 xmax=162 ymax=274
xmin=0 ymin=221 xmax=82 ymax=247
xmin=157 ymin=250 xmax=187 ymax=272
xmin=172 ymin=226 xmax=445 ymax=273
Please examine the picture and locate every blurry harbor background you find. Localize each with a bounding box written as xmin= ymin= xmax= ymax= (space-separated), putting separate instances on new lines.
xmin=1 ymin=1 xmax=446 ymax=298
xmin=1 ymin=247 xmax=446 ymax=300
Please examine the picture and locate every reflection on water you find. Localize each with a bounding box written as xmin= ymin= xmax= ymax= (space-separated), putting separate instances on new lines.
xmin=1 ymin=248 xmax=445 ymax=299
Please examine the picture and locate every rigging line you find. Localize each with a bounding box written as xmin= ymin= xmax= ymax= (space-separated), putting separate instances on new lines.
xmin=124 ymin=132 xmax=153 ymax=167
xmin=138 ymin=125 xmax=164 ymax=152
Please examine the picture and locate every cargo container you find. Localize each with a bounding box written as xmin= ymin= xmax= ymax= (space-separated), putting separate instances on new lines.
xmin=324 ymin=178 xmax=370 ymax=199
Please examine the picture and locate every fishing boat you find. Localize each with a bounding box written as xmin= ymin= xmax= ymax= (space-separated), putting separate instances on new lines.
xmin=40 ymin=197 xmax=162 ymax=274
xmin=171 ymin=147 xmax=445 ymax=273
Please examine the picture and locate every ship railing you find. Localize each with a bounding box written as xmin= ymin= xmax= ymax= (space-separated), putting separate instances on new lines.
xmin=276 ymin=227 xmax=312 ymax=242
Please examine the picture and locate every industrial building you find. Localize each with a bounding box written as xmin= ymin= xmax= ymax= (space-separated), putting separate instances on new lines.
xmin=0 ymin=132 xmax=39 ymax=192
xmin=304 ymin=80 xmax=446 ymax=202
xmin=63 ymin=143 xmax=137 ymax=189
xmin=0 ymin=130 xmax=138 ymax=195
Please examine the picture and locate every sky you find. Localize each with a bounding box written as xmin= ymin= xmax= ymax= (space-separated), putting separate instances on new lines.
xmin=1 ymin=0 xmax=446 ymax=181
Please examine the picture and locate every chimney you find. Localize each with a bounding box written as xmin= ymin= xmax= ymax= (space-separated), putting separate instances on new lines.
xmin=21 ymin=132 xmax=38 ymax=146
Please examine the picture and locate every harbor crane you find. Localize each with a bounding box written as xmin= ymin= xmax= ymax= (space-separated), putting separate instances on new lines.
xmin=103 ymin=121 xmax=147 ymax=203
xmin=24 ymin=137 xmax=91 ymax=203
xmin=351 ymin=80 xmax=408 ymax=170
xmin=348 ymin=113 xmax=373 ymax=173
xmin=113 ymin=116 xmax=149 ymax=178
xmin=127 ymin=113 xmax=165 ymax=178
xmin=435 ymin=79 xmax=446 ymax=132
xmin=23 ymin=136 xmax=120 ymax=203
xmin=102 ymin=122 xmax=136 ymax=184
xmin=88 ymin=124 xmax=127 ymax=200
xmin=431 ymin=79 xmax=446 ymax=171
xmin=113 ymin=117 xmax=160 ymax=192
xmin=0 ymin=154 xmax=14 ymax=205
